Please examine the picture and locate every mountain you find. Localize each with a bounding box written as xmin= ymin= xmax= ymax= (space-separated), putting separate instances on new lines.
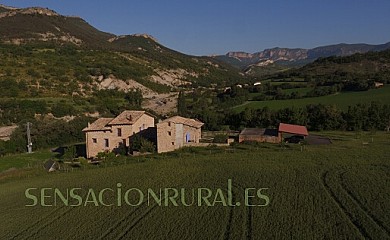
xmin=0 ymin=5 xmax=246 ymax=114
xmin=307 ymin=42 xmax=390 ymax=59
xmin=215 ymin=42 xmax=390 ymax=76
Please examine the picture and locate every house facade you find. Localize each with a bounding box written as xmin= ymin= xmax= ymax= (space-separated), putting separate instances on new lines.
xmin=83 ymin=111 xmax=155 ymax=158
xmin=156 ymin=116 xmax=204 ymax=153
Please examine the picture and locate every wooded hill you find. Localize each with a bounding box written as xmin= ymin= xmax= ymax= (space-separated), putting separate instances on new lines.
xmin=0 ymin=5 xmax=246 ymax=97
xmin=269 ymin=50 xmax=390 ymax=89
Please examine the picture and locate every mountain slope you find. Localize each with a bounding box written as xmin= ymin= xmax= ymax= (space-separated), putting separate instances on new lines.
xmin=0 ymin=6 xmax=114 ymax=47
xmin=0 ymin=6 xmax=245 ymax=88
xmin=0 ymin=5 xmax=247 ymax=115
xmin=216 ymin=42 xmax=390 ymax=77
xmin=271 ymin=49 xmax=390 ymax=87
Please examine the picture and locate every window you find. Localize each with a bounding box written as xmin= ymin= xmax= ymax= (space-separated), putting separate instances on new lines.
xmin=172 ymin=142 xmax=175 ymax=146
xmin=92 ymin=138 xmax=97 ymax=143
xmin=122 ymin=139 xmax=127 ymax=147
xmin=117 ymin=128 xmax=122 ymax=137
xmin=168 ymin=122 xmax=171 ymax=127
xmin=104 ymin=139 xmax=109 ymax=148
xmin=168 ymin=131 xmax=172 ymax=136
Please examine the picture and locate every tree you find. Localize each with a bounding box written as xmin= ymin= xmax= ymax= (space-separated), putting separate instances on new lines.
xmin=130 ymin=135 xmax=156 ymax=153
xmin=125 ymin=90 xmax=143 ymax=108
xmin=63 ymin=146 xmax=77 ymax=161
xmin=177 ymin=91 xmax=187 ymax=116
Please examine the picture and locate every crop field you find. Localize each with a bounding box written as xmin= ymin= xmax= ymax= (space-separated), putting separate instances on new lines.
xmin=235 ymin=85 xmax=390 ymax=112
xmin=0 ymin=132 xmax=389 ymax=239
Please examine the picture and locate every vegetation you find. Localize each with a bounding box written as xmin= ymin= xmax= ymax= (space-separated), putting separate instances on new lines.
xmin=0 ymin=116 xmax=94 ymax=156
xmin=268 ymin=50 xmax=390 ymax=88
xmin=130 ymin=135 xmax=156 ymax=153
xmin=0 ymin=132 xmax=389 ymax=239
xmin=234 ymin=86 xmax=390 ymax=112
xmin=0 ymin=41 xmax=245 ymax=98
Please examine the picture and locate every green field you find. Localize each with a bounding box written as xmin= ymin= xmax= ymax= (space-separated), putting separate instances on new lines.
xmin=248 ymin=88 xmax=312 ymax=100
xmin=0 ymin=132 xmax=389 ymax=239
xmin=0 ymin=151 xmax=53 ymax=172
xmin=236 ymin=86 xmax=390 ymax=112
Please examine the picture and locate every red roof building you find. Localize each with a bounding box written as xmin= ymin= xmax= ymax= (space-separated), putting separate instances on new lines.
xmin=278 ymin=123 xmax=309 ymax=136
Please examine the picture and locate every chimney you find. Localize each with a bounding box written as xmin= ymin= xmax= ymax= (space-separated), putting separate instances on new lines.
xmin=126 ymin=115 xmax=133 ymax=121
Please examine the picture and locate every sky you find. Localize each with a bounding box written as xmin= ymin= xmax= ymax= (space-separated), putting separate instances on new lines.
xmin=1 ymin=0 xmax=390 ymax=56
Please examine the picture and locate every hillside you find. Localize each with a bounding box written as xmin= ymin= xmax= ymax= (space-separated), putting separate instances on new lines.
xmin=0 ymin=5 xmax=245 ymax=115
xmin=215 ymin=42 xmax=390 ymax=77
xmin=273 ymin=49 xmax=390 ymax=86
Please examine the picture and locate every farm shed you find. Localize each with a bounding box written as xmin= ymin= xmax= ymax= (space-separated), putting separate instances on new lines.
xmin=278 ymin=123 xmax=309 ymax=143
xmin=238 ymin=128 xmax=281 ymax=143
xmin=278 ymin=123 xmax=309 ymax=136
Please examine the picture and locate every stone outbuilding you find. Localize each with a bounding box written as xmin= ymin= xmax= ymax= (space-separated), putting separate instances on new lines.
xmin=156 ymin=116 xmax=204 ymax=153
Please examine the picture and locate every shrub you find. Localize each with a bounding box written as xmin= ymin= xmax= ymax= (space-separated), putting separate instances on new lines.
xmin=131 ymin=135 xmax=156 ymax=153
xmin=213 ymin=134 xmax=228 ymax=143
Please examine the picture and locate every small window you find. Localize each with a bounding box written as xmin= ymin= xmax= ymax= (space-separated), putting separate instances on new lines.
xmin=104 ymin=139 xmax=109 ymax=148
xmin=92 ymin=138 xmax=97 ymax=143
xmin=172 ymin=142 xmax=175 ymax=146
xmin=117 ymin=128 xmax=122 ymax=137
xmin=168 ymin=131 xmax=172 ymax=136
xmin=168 ymin=122 xmax=171 ymax=127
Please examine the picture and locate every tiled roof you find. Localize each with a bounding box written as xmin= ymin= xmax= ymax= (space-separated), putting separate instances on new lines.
xmin=82 ymin=118 xmax=113 ymax=132
xmin=158 ymin=116 xmax=204 ymax=128
xmin=108 ymin=111 xmax=147 ymax=125
xmin=279 ymin=123 xmax=309 ymax=136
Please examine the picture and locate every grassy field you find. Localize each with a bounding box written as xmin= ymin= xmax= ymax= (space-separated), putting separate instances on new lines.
xmin=248 ymin=88 xmax=312 ymax=100
xmin=0 ymin=132 xmax=389 ymax=239
xmin=236 ymin=86 xmax=390 ymax=112
xmin=0 ymin=151 xmax=54 ymax=172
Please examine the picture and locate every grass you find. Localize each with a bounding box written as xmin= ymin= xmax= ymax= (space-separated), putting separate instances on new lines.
xmin=0 ymin=151 xmax=54 ymax=172
xmin=282 ymin=87 xmax=312 ymax=94
xmin=0 ymin=131 xmax=389 ymax=239
xmin=235 ymin=85 xmax=390 ymax=112
xmin=248 ymin=88 xmax=312 ymax=100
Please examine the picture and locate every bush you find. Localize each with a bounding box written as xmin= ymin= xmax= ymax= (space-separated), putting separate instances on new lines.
xmin=131 ymin=135 xmax=156 ymax=153
xmin=77 ymin=157 xmax=89 ymax=165
xmin=213 ymin=134 xmax=228 ymax=143
xmin=96 ymin=151 xmax=116 ymax=161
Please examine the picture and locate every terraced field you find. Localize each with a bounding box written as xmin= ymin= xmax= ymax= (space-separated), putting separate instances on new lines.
xmin=0 ymin=132 xmax=389 ymax=239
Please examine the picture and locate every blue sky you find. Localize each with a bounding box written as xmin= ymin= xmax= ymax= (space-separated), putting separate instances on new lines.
xmin=1 ymin=0 xmax=390 ymax=56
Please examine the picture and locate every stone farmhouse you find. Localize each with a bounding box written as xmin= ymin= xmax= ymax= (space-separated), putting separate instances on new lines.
xmin=83 ymin=111 xmax=204 ymax=158
xmin=82 ymin=111 xmax=155 ymax=158
xmin=156 ymin=116 xmax=204 ymax=153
